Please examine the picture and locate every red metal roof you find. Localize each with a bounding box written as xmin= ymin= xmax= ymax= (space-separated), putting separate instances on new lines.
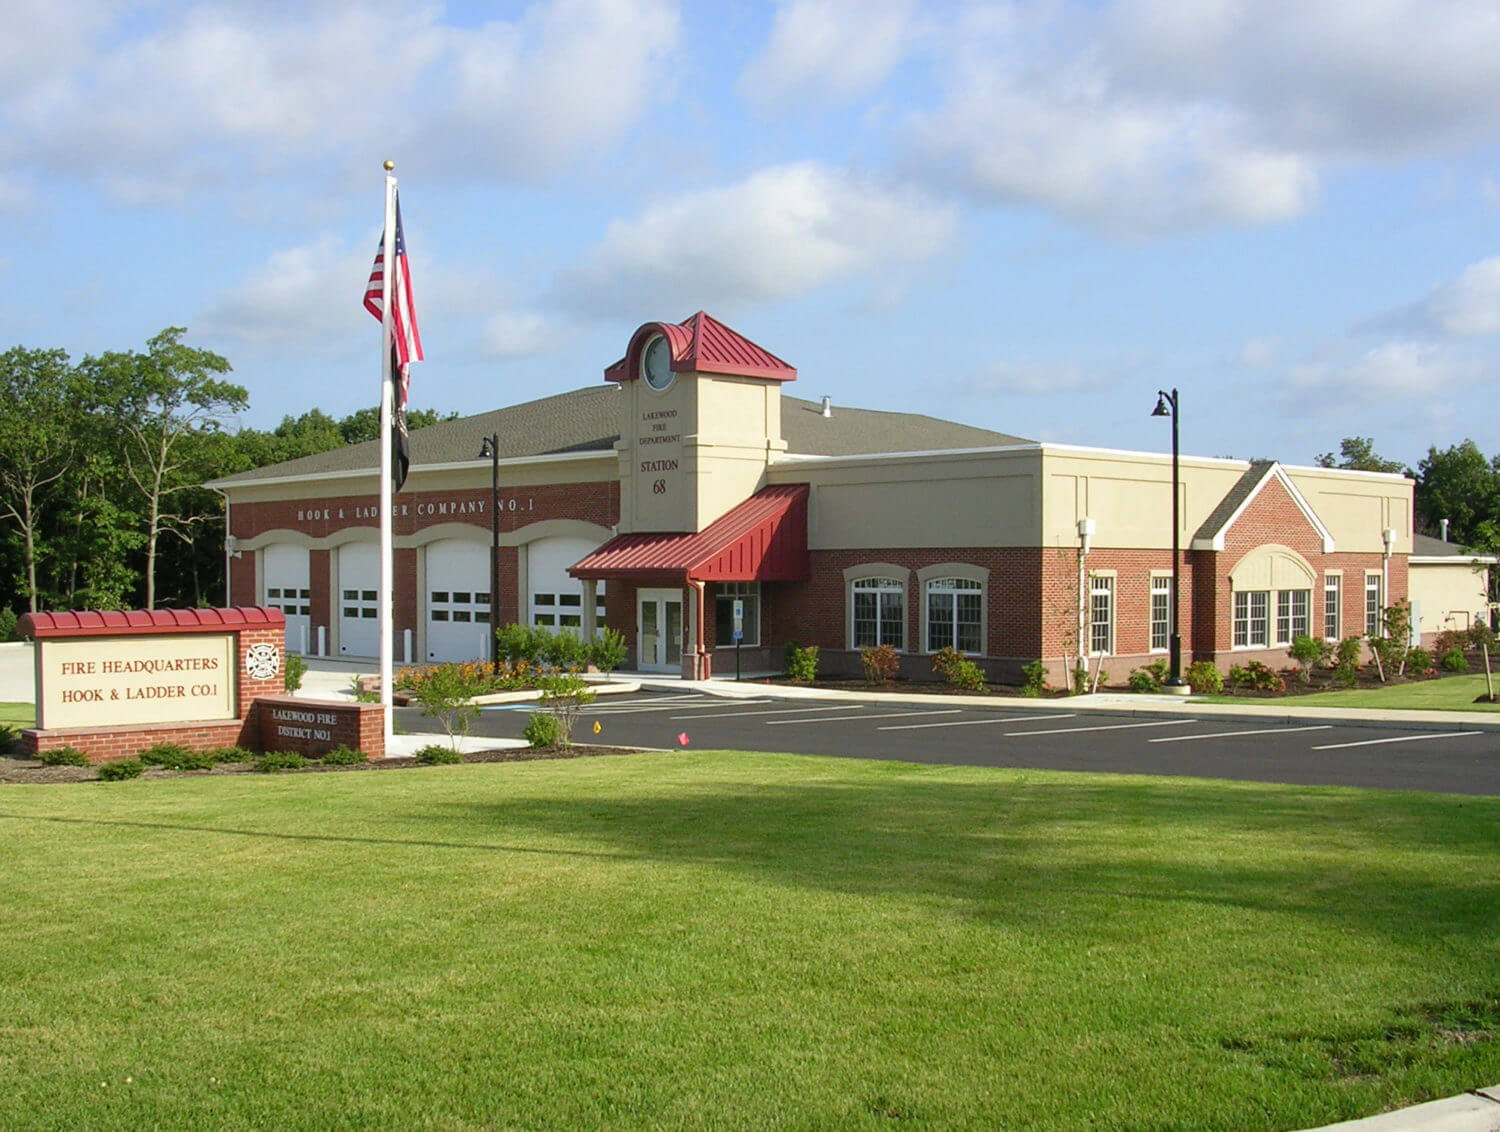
xmin=19 ymin=606 xmax=286 ymax=639
xmin=605 ymin=311 xmax=797 ymax=384
xmin=570 ymin=484 xmax=809 ymax=582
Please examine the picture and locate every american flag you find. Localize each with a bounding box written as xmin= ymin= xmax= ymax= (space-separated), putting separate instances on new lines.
xmin=364 ymin=194 xmax=422 ymax=491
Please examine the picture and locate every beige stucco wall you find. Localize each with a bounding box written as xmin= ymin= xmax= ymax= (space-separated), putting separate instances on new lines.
xmin=1409 ymin=561 xmax=1491 ymax=635
xmin=616 ymin=371 xmax=783 ymax=534
xmin=1038 ymin=448 xmax=1413 ymax=553
xmin=770 ymin=448 xmax=1042 ymax=550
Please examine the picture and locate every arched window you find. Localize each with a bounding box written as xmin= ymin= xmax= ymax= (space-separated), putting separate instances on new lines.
xmin=926 ymin=578 xmax=983 ymax=653
xmin=851 ymin=577 xmax=905 ymax=650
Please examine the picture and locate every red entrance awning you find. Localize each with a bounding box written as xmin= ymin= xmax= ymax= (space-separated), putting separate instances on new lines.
xmin=570 ymin=484 xmax=809 ymax=583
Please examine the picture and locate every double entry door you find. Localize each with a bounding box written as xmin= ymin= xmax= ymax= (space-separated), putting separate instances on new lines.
xmin=637 ymin=588 xmax=683 ymax=673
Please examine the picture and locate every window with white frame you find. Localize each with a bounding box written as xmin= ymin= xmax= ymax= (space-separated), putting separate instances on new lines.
xmin=1089 ymin=575 xmax=1114 ymax=655
xmin=532 ymin=581 xmax=605 ymax=633
xmin=1365 ymin=573 xmax=1383 ymax=637
xmin=1235 ymin=589 xmax=1308 ymax=647
xmin=714 ymin=582 xmax=760 ymax=647
xmin=926 ymin=578 xmax=983 ymax=653
xmin=1150 ymin=576 xmax=1171 ymax=652
xmin=1233 ymin=591 xmax=1269 ymax=647
xmin=852 ymin=577 xmax=905 ymax=650
xmin=1324 ymin=574 xmax=1341 ymax=641
xmin=1275 ymin=589 xmax=1310 ymax=644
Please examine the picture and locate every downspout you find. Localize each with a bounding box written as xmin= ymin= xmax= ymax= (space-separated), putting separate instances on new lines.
xmin=688 ymin=578 xmax=707 ymax=681
xmin=1382 ymin=526 xmax=1396 ymax=629
xmin=1076 ymin=518 xmax=1095 ymax=687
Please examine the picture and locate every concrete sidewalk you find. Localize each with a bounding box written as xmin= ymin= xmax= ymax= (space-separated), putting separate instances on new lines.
xmin=1300 ymin=1087 xmax=1500 ymax=1131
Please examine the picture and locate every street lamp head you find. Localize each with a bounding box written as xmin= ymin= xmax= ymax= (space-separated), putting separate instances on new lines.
xmin=478 ymin=437 xmax=494 ymax=459
xmin=1151 ymin=391 xmax=1172 ymax=418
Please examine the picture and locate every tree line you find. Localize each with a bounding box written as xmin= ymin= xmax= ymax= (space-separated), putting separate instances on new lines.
xmin=0 ymin=328 xmax=451 ymax=619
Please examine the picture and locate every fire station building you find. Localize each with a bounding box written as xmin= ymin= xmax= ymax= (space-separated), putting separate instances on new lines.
xmin=211 ymin=312 xmax=1477 ymax=684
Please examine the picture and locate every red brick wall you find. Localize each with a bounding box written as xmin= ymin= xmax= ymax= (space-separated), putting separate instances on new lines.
xmin=309 ymin=549 xmax=331 ymax=646
xmin=255 ymin=696 xmax=386 ymax=758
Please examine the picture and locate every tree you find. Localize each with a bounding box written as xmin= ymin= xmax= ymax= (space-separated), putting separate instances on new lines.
xmin=0 ymin=347 xmax=80 ymax=610
xmin=1315 ymin=437 xmax=1408 ymax=475
xmin=81 ymin=328 xmax=248 ymax=608
xmin=1413 ymin=440 xmax=1500 ymax=546
xmin=338 ymin=405 xmax=456 ymax=444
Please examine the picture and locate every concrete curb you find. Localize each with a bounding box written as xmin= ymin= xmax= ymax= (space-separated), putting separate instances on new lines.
xmin=1299 ymin=1087 xmax=1500 ymax=1130
xmin=628 ymin=677 xmax=1500 ymax=733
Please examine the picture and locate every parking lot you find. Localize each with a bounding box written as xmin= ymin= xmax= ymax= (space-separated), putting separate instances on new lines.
xmin=412 ymin=691 xmax=1500 ymax=796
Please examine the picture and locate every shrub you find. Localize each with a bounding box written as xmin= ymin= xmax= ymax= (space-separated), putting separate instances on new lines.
xmin=1336 ymin=636 xmax=1364 ymax=667
xmin=283 ymin=652 xmax=307 ymax=693
xmin=1406 ymin=647 xmax=1434 ymax=675
xmin=414 ymin=744 xmax=462 ymax=765
xmin=591 ymin=628 xmax=627 ymax=679
xmin=496 ymin=622 xmax=547 ymax=666
xmin=1244 ymin=660 xmax=1285 ymax=692
xmin=1128 ymin=668 xmax=1160 ymax=694
xmin=1469 ymin=621 xmax=1496 ymax=650
xmin=1434 ymin=628 xmax=1467 ymax=657
xmin=1020 ymin=660 xmax=1048 ymax=697
xmin=0 ymin=723 xmax=18 ymax=755
xmin=138 ymin=742 xmax=196 ymax=768
xmin=537 ymin=674 xmax=597 ymax=746
xmin=1332 ymin=661 xmax=1360 ymax=688
xmin=1442 ymin=647 xmax=1469 ymax=673
xmin=39 ymin=746 xmax=90 ymax=767
xmin=543 ymin=630 xmax=589 ymax=674
xmin=0 ymin=606 xmax=17 ymax=643
xmin=97 ymin=759 xmax=144 ymax=781
xmin=255 ymin=751 xmax=307 ymax=773
xmin=930 ymin=647 xmax=963 ymax=682
xmin=523 ymin=711 xmax=562 ymax=750
xmin=208 ymin=746 xmax=256 ymax=763
xmin=862 ymin=644 xmax=900 ymax=685
xmin=1287 ymin=635 xmax=1331 ymax=682
xmin=1071 ymin=662 xmax=1089 ymax=696
xmin=785 ymin=643 xmax=819 ymax=683
xmin=410 ymin=662 xmax=491 ymax=750
xmin=948 ymin=658 xmax=987 ymax=691
xmin=1184 ymin=660 xmax=1223 ymax=694
xmin=318 ymin=745 xmax=367 ymax=765
xmin=349 ymin=675 xmax=381 ymax=703
xmin=1226 ymin=664 xmax=1249 ymax=693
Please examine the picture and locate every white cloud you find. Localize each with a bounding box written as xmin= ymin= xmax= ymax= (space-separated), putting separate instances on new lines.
xmin=1421 ymin=257 xmax=1500 ymax=337
xmin=955 ymin=359 xmax=1097 ymax=397
xmin=1241 ymin=337 xmax=1280 ymax=368
xmin=2 ymin=0 xmax=680 ymax=201
xmin=1287 ymin=340 xmax=1481 ymax=398
xmin=196 ymin=233 xmax=371 ymax=350
xmin=737 ymin=0 xmax=916 ymax=110
xmin=555 ymin=161 xmax=955 ymax=315
xmin=482 ymin=312 xmax=553 ymax=359
xmin=903 ymin=0 xmax=1500 ymax=234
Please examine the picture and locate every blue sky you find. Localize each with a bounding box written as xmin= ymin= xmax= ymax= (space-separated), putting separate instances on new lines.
xmin=5 ymin=0 xmax=1500 ymax=468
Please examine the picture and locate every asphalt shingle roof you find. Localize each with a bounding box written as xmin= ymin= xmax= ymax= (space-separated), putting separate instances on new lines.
xmin=212 ymin=386 xmax=1033 ymax=485
xmin=1192 ymin=460 xmax=1275 ymax=543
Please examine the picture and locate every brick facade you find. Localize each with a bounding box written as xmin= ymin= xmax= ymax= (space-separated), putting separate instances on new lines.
xmin=257 ymin=696 xmax=386 ymax=758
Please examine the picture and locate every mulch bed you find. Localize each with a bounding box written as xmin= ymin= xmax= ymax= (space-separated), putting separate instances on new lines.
xmin=0 ymin=745 xmax=643 ymax=786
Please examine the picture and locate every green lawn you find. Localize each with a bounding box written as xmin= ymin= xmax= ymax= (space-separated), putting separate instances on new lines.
xmin=1 ymin=753 xmax=1497 ymax=1130
xmin=1203 ymin=672 xmax=1500 ymax=711
xmin=0 ymin=701 xmax=34 ymax=728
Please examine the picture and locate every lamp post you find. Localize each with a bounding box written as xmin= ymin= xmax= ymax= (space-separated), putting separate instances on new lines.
xmin=1151 ymin=389 xmax=1188 ymax=690
xmin=478 ymin=434 xmax=500 ymax=677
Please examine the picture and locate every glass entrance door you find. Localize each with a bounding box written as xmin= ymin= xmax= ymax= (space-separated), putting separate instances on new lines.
xmin=637 ymin=588 xmax=684 ymax=672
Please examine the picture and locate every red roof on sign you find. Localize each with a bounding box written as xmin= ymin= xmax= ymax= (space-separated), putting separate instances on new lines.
xmin=18 ymin=606 xmax=286 ymax=639
xmin=604 ymin=311 xmax=797 ymax=384
xmin=570 ymin=484 xmax=809 ymax=582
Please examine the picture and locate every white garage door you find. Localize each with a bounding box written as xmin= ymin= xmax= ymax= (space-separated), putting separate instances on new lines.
xmin=263 ymin=544 xmax=311 ymax=654
xmin=528 ymin=536 xmax=605 ymax=634
xmin=338 ymin=543 xmax=380 ymax=658
xmin=426 ymin=540 xmax=491 ymax=663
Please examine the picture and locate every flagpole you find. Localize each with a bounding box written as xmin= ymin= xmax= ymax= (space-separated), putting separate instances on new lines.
xmin=378 ymin=161 xmax=397 ymax=752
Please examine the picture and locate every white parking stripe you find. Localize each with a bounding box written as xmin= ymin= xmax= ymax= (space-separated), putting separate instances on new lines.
xmin=1004 ymin=719 xmax=1195 ymax=737
xmin=585 ymin=699 xmax=746 ymax=716
xmin=878 ymin=713 xmax=1076 ymax=732
xmin=1311 ymin=731 xmax=1481 ymax=751
xmin=669 ymin=705 xmax=867 ymax=720
xmin=764 ymin=709 xmax=964 ymax=726
xmin=1148 ymin=724 xmax=1333 ymax=744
